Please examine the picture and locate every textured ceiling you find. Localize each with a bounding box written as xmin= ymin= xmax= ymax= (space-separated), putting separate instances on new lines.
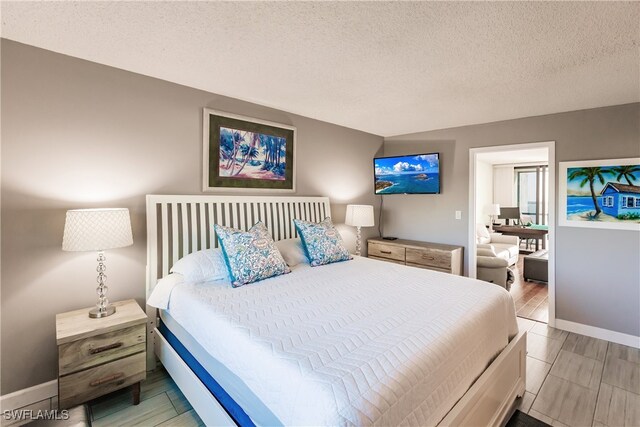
xmin=1 ymin=1 xmax=638 ymax=136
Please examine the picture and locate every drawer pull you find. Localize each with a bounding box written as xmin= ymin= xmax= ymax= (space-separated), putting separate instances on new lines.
xmin=89 ymin=342 xmax=123 ymax=355
xmin=380 ymin=250 xmax=392 ymax=254
xmin=422 ymin=255 xmax=435 ymax=260
xmin=89 ymin=372 xmax=125 ymax=387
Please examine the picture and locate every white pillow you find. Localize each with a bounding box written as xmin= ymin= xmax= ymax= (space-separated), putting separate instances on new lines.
xmin=170 ymin=248 xmax=229 ymax=283
xmin=147 ymin=273 xmax=185 ymax=310
xmin=478 ymin=236 xmax=491 ymax=244
xmin=275 ymin=238 xmax=308 ymax=266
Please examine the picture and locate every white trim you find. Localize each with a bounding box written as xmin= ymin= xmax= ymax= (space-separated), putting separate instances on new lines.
xmin=493 ymin=161 xmax=549 ymax=168
xmin=558 ymin=157 xmax=640 ymax=231
xmin=469 ymin=141 xmax=556 ymax=327
xmin=0 ymin=380 xmax=57 ymax=412
xmin=555 ymin=319 xmax=640 ymax=349
xmin=202 ymin=108 xmax=297 ymax=193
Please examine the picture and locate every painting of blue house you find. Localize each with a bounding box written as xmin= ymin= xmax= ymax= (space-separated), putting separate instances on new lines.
xmin=561 ymin=159 xmax=640 ymax=230
xmin=600 ymin=182 xmax=640 ymax=218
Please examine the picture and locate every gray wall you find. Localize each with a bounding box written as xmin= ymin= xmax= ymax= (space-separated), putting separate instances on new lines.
xmin=0 ymin=40 xmax=383 ymax=394
xmin=383 ymin=103 xmax=640 ymax=337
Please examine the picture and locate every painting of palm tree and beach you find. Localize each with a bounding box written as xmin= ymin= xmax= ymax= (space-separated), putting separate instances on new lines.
xmin=204 ymin=109 xmax=295 ymax=192
xmin=219 ymin=127 xmax=287 ymax=181
xmin=560 ymin=158 xmax=640 ymax=231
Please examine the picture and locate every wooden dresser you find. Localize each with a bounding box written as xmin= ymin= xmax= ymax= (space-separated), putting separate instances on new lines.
xmin=368 ymin=237 xmax=464 ymax=275
xmin=56 ymin=299 xmax=146 ymax=409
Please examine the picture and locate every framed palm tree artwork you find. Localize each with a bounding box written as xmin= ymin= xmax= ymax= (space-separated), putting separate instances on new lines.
xmin=203 ymin=109 xmax=296 ymax=192
xmin=559 ymin=157 xmax=640 ymax=231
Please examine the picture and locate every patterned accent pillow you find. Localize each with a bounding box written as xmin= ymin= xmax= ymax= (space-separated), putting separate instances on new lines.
xmin=293 ymin=217 xmax=352 ymax=267
xmin=215 ymin=222 xmax=290 ymax=287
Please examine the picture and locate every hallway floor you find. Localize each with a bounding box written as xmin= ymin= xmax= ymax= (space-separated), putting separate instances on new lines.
xmin=511 ymin=256 xmax=549 ymax=323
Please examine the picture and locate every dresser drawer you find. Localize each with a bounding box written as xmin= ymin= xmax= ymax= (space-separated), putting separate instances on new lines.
xmin=59 ymin=352 xmax=146 ymax=409
xmin=369 ymin=255 xmax=406 ymax=265
xmin=406 ymin=263 xmax=451 ymax=273
xmin=58 ymin=324 xmax=145 ymax=376
xmin=406 ymin=248 xmax=451 ymax=270
xmin=368 ymin=242 xmax=405 ymax=261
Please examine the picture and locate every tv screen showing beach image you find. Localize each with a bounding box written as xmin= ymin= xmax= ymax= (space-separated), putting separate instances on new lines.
xmin=374 ymin=153 xmax=440 ymax=194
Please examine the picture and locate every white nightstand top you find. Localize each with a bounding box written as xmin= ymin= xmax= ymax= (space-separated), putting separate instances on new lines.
xmin=56 ymin=299 xmax=146 ymax=345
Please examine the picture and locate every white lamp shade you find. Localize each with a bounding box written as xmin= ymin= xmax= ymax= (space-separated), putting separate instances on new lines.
xmin=63 ymin=208 xmax=133 ymax=252
xmin=485 ymin=204 xmax=501 ymax=216
xmin=345 ymin=204 xmax=375 ymax=227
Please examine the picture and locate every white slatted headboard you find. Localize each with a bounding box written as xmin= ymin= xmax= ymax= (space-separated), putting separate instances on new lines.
xmin=145 ymin=194 xmax=331 ymax=368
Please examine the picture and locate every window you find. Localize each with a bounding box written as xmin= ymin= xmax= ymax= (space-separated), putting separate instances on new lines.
xmin=623 ymin=196 xmax=636 ymax=209
xmin=602 ymin=196 xmax=613 ymax=207
xmin=516 ymin=165 xmax=548 ymax=225
xmin=636 ymin=198 xmax=640 ymax=208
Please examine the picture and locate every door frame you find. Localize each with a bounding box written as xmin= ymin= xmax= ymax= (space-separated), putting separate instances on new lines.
xmin=468 ymin=141 xmax=556 ymax=326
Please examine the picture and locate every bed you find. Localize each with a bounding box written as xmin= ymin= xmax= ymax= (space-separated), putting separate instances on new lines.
xmin=145 ymin=195 xmax=526 ymax=426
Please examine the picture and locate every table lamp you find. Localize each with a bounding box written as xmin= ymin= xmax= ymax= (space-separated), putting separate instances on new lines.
xmin=62 ymin=208 xmax=133 ymax=318
xmin=485 ymin=204 xmax=501 ymax=231
xmin=345 ymin=204 xmax=375 ymax=256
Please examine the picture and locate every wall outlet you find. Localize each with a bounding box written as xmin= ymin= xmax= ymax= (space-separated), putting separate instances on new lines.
xmin=455 ymin=210 xmax=462 ymax=220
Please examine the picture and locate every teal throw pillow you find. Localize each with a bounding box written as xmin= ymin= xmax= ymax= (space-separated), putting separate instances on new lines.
xmin=215 ymin=222 xmax=290 ymax=287
xmin=293 ymin=217 xmax=352 ymax=267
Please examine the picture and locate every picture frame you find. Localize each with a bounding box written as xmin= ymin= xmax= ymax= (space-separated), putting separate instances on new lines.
xmin=203 ymin=109 xmax=296 ymax=192
xmin=559 ymin=157 xmax=640 ymax=231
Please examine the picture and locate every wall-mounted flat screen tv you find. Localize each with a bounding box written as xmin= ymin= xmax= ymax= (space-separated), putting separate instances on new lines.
xmin=374 ymin=153 xmax=440 ymax=194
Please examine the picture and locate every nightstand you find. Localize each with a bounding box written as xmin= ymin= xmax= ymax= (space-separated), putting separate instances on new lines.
xmin=56 ymin=299 xmax=147 ymax=409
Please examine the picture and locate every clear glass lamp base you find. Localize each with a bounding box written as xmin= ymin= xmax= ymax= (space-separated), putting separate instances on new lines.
xmin=90 ymin=251 xmax=116 ymax=318
xmin=89 ymin=305 xmax=116 ymax=318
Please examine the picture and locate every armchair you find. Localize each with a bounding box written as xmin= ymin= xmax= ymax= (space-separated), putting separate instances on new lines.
xmin=476 ymin=223 xmax=520 ymax=266
xmin=477 ymin=247 xmax=513 ymax=290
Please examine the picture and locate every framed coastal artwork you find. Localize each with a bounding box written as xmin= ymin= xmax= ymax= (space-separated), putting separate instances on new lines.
xmin=203 ymin=109 xmax=296 ymax=192
xmin=559 ymin=158 xmax=640 ymax=231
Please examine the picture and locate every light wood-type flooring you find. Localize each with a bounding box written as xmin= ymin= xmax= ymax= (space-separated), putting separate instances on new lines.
xmin=511 ymin=257 xmax=549 ymax=323
xmin=19 ymin=319 xmax=638 ymax=427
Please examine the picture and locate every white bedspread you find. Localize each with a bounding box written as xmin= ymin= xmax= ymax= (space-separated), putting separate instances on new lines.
xmin=150 ymin=256 xmax=518 ymax=426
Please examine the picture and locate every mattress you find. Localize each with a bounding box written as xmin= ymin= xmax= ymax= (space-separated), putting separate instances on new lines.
xmin=149 ymin=256 xmax=518 ymax=426
xmin=159 ymin=310 xmax=280 ymax=426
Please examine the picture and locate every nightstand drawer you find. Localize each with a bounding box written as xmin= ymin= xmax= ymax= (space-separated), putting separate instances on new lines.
xmin=58 ymin=324 xmax=145 ymax=376
xmin=368 ymin=242 xmax=405 ymax=261
xmin=406 ymin=248 xmax=451 ymax=269
xmin=59 ymin=352 xmax=146 ymax=409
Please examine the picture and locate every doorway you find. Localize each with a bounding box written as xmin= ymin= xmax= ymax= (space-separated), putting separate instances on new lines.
xmin=469 ymin=142 xmax=556 ymax=326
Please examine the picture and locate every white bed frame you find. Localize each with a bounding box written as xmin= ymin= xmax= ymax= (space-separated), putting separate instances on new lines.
xmin=146 ymin=194 xmax=526 ymax=427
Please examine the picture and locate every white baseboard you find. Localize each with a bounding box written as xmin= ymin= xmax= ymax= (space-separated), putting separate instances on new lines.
xmin=555 ymin=319 xmax=640 ymax=349
xmin=0 ymin=380 xmax=57 ymax=412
